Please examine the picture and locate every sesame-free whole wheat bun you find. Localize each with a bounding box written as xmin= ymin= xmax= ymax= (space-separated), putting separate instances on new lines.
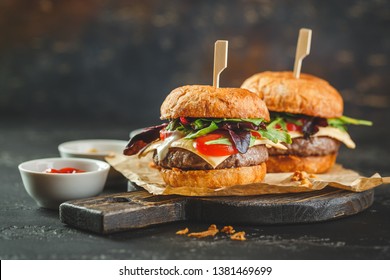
xmin=160 ymin=85 xmax=270 ymax=121
xmin=241 ymin=71 xmax=343 ymax=118
xmin=241 ymin=71 xmax=345 ymax=173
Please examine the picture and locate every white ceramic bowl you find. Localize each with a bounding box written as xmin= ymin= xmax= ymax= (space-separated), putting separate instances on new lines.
xmin=58 ymin=139 xmax=127 ymax=160
xmin=18 ymin=158 xmax=110 ymax=209
xmin=58 ymin=139 xmax=127 ymax=181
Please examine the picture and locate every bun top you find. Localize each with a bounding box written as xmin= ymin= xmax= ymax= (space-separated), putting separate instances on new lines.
xmin=160 ymin=85 xmax=270 ymax=121
xmin=241 ymin=71 xmax=343 ymax=118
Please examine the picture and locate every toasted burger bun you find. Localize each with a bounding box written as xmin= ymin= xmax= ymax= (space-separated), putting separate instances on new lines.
xmin=241 ymin=71 xmax=343 ymax=118
xmin=160 ymin=85 xmax=270 ymax=121
xmin=160 ymin=163 xmax=267 ymax=189
xmin=266 ymin=154 xmax=337 ymax=174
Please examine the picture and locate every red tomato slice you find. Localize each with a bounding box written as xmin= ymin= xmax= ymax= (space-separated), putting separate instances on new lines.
xmin=160 ymin=129 xmax=173 ymax=141
xmin=180 ymin=117 xmax=190 ymax=125
xmin=195 ymin=134 xmax=238 ymax=156
xmin=250 ymin=131 xmax=262 ymax=138
xmin=286 ymin=122 xmax=301 ymax=131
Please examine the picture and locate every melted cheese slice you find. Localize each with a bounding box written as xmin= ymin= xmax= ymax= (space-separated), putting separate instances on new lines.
xmin=254 ymin=139 xmax=287 ymax=150
xmin=171 ymin=138 xmax=230 ymax=168
xmin=288 ymin=127 xmax=356 ymax=148
xmin=139 ymin=137 xmax=286 ymax=168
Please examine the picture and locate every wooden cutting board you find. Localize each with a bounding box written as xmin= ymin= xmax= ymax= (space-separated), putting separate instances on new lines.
xmin=59 ymin=187 xmax=374 ymax=234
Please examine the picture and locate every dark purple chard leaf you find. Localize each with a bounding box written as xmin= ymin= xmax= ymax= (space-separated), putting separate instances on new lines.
xmin=223 ymin=129 xmax=251 ymax=154
xmin=220 ymin=122 xmax=255 ymax=153
xmin=316 ymin=118 xmax=328 ymax=127
xmin=124 ymin=124 xmax=167 ymax=155
xmin=228 ymin=130 xmax=251 ymax=153
xmin=221 ymin=121 xmax=263 ymax=131
xmin=301 ymin=118 xmax=316 ymax=139
xmin=301 ymin=117 xmax=328 ymax=139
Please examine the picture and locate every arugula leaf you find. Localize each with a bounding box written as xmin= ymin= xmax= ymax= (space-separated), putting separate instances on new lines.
xmin=225 ymin=118 xmax=265 ymax=126
xmin=166 ymin=119 xmax=178 ymax=131
xmin=286 ymin=118 xmax=303 ymax=126
xmin=260 ymin=127 xmax=292 ymax=144
xmin=267 ymin=117 xmax=286 ymax=130
xmin=255 ymin=118 xmax=291 ymax=143
xmin=328 ymin=115 xmax=372 ymax=132
xmin=205 ymin=137 xmax=232 ymax=145
xmin=185 ymin=121 xmax=218 ymax=139
xmin=327 ymin=118 xmax=347 ymax=131
xmin=329 ymin=116 xmax=372 ymax=126
xmin=200 ymin=118 xmax=265 ymax=126
xmin=191 ymin=119 xmax=206 ymax=130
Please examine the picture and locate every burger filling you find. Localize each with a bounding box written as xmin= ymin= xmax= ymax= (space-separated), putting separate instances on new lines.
xmin=267 ymin=113 xmax=372 ymax=156
xmin=124 ymin=117 xmax=290 ymax=169
xmin=153 ymin=145 xmax=268 ymax=170
xmin=268 ymin=136 xmax=340 ymax=156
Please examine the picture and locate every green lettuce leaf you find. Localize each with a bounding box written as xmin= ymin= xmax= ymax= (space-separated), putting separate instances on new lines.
xmin=199 ymin=118 xmax=265 ymax=126
xmin=328 ymin=116 xmax=373 ymax=131
xmin=204 ymin=137 xmax=232 ymax=145
xmin=260 ymin=128 xmax=292 ymax=144
xmin=185 ymin=121 xmax=219 ymax=139
xmin=257 ymin=118 xmax=292 ymax=144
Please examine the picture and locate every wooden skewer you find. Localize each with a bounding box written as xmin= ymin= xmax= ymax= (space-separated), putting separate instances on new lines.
xmin=213 ymin=40 xmax=228 ymax=88
xmin=293 ymin=28 xmax=312 ymax=79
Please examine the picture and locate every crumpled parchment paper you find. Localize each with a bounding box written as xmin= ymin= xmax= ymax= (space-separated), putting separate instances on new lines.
xmin=106 ymin=154 xmax=390 ymax=196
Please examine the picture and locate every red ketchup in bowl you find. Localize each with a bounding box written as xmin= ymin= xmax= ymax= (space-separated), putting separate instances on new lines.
xmin=44 ymin=167 xmax=86 ymax=174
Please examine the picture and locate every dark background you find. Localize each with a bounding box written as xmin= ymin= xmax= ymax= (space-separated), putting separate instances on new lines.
xmin=1 ymin=0 xmax=389 ymax=126
xmin=1 ymin=0 xmax=389 ymax=260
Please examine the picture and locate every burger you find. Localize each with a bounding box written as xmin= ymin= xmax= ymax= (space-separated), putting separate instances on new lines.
xmin=124 ymin=85 xmax=289 ymax=189
xmin=241 ymin=71 xmax=372 ymax=173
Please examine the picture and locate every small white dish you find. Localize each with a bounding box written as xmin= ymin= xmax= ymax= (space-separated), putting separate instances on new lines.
xmin=58 ymin=139 xmax=127 ymax=160
xmin=18 ymin=158 xmax=110 ymax=209
xmin=58 ymin=139 xmax=128 ymax=181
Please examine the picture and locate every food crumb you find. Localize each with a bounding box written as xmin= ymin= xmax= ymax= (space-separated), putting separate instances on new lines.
xmin=87 ymin=148 xmax=98 ymax=153
xmin=221 ymin=225 xmax=236 ymax=234
xmin=291 ymin=171 xmax=314 ymax=187
xmin=292 ymin=171 xmax=309 ymax=181
xmin=230 ymin=231 xmax=246 ymax=241
xmin=300 ymin=178 xmax=312 ymax=187
xmin=176 ymin=228 xmax=189 ymax=235
xmin=187 ymin=224 xmax=219 ymax=238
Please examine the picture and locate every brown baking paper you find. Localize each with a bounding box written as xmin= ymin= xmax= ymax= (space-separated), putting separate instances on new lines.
xmin=106 ymin=154 xmax=390 ymax=196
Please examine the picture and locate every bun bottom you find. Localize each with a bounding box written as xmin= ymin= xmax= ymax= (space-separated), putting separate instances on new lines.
xmin=160 ymin=163 xmax=266 ymax=189
xmin=266 ymin=154 xmax=337 ymax=173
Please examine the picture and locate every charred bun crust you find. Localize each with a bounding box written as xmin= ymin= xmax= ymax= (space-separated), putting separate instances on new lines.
xmin=266 ymin=153 xmax=337 ymax=173
xmin=159 ymin=163 xmax=266 ymax=189
xmin=241 ymin=71 xmax=343 ymax=118
xmin=160 ymin=85 xmax=270 ymax=121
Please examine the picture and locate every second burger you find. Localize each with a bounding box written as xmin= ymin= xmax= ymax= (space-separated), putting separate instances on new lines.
xmin=241 ymin=71 xmax=372 ymax=173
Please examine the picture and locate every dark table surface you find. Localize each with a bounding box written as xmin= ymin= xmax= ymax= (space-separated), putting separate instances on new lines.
xmin=1 ymin=116 xmax=389 ymax=260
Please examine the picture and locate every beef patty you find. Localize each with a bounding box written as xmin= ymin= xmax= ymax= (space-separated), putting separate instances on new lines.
xmin=153 ymin=145 xmax=268 ymax=170
xmin=268 ymin=136 xmax=341 ymax=157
